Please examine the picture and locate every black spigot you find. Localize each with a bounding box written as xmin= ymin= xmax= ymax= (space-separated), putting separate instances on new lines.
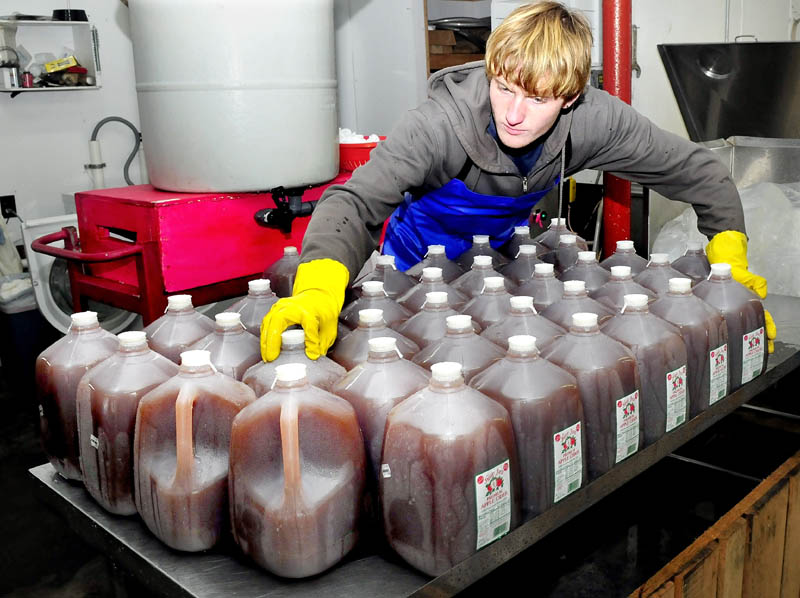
xmin=254 ymin=187 xmax=317 ymax=234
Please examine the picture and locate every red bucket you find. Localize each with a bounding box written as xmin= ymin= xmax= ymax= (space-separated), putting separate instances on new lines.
xmin=339 ymin=136 xmax=387 ymax=171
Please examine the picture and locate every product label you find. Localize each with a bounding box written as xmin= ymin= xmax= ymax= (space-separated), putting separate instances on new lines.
xmin=553 ymin=422 xmax=583 ymax=502
xmin=665 ymin=365 xmax=688 ymax=432
xmin=38 ymin=404 xmax=43 ymax=417
xmin=709 ymin=344 xmax=729 ymax=405
xmin=90 ymin=434 xmax=99 ymax=449
xmin=381 ymin=464 xmax=391 ymax=479
xmin=475 ymin=460 xmax=512 ymax=550
xmin=615 ymin=390 xmax=640 ymax=463
xmin=742 ymin=327 xmax=765 ymax=385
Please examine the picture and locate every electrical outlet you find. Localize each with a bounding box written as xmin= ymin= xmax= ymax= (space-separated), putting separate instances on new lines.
xmin=1 ymin=194 xmax=17 ymax=219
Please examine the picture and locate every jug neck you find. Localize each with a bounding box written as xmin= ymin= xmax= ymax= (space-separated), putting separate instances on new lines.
xmin=273 ymin=377 xmax=312 ymax=391
xmin=569 ymin=323 xmax=601 ymax=336
xmin=178 ymin=363 xmax=216 ymax=378
xmin=280 ymin=343 xmax=305 ymax=354
xmin=117 ymin=341 xmax=150 ymax=356
xmin=510 ymin=305 xmax=537 ymax=316
xmin=685 ymin=248 xmax=705 ymax=257
xmin=429 ymin=376 xmax=467 ymax=393
xmin=564 ymin=288 xmax=588 ymax=299
xmin=534 ymin=271 xmax=555 ymax=280
xmin=615 ymin=247 xmax=634 ymax=256
xmin=367 ymin=349 xmax=401 ymax=364
xmin=357 ymin=320 xmax=388 ymax=332
xmin=471 ymin=264 xmax=494 ymax=274
xmin=446 ymin=325 xmax=475 ymax=338
xmin=248 ymin=289 xmax=275 ymax=299
xmin=215 ymin=322 xmax=246 ymax=336
xmin=69 ymin=321 xmax=103 ymax=336
xmin=422 ymin=301 xmax=451 ymax=313
xmin=506 ymin=347 xmax=540 ymax=361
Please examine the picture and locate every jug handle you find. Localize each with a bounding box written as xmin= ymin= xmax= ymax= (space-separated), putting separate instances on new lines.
xmin=279 ymin=396 xmax=302 ymax=500
xmin=175 ymin=383 xmax=196 ymax=488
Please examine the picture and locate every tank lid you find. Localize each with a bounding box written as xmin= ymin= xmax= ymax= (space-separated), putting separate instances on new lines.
xmin=623 ymin=294 xmax=649 ymax=309
xmin=180 ymin=350 xmax=211 ymax=367
xmin=534 ymin=263 xmax=554 ymax=275
xmin=431 ymin=361 xmax=463 ymax=382
xmin=578 ymin=251 xmax=596 ymax=262
xmin=215 ymin=312 xmax=242 ymax=327
xmin=617 ymin=240 xmax=635 ymax=250
xmin=517 ymin=244 xmax=537 ymax=255
xmin=359 ymin=308 xmax=384 ymax=324
xmin=509 ymin=334 xmax=537 ymax=352
xmin=710 ymin=262 xmax=732 ymax=277
xmin=649 ymin=253 xmax=669 ymax=264
xmin=377 ymin=255 xmax=396 ymax=266
xmin=368 ymin=336 xmax=397 ymax=353
xmin=549 ymin=217 xmax=566 ymax=227
xmin=572 ymin=312 xmax=598 ymax=328
xmin=118 ymin=330 xmax=146 ymax=347
xmin=472 ymin=234 xmax=490 ymax=244
xmin=510 ymin=295 xmax=534 ymax=310
xmin=610 ymin=265 xmax=631 ymax=278
xmin=167 ymin=294 xmax=192 ymax=310
xmin=362 ymin=280 xmax=385 ymax=294
xmin=281 ymin=329 xmax=305 ymax=346
xmin=669 ymin=277 xmax=693 ymax=293
xmin=483 ymin=276 xmax=505 ymax=291
xmin=248 ymin=279 xmax=271 ymax=292
xmin=564 ymin=280 xmax=586 ymax=292
xmin=70 ymin=311 xmax=98 ymax=327
xmin=514 ymin=225 xmax=530 ymax=235
xmin=687 ymin=240 xmax=703 ymax=251
xmin=473 ymin=255 xmax=493 ymax=267
xmin=275 ymin=362 xmax=307 ymax=382
xmin=283 ymin=246 xmax=299 ymax=256
xmin=446 ymin=314 xmax=473 ymax=330
xmin=425 ymin=291 xmax=448 ymax=305
xmin=427 ymin=244 xmax=445 ymax=255
xmin=422 ymin=267 xmax=443 ymax=280
xmin=559 ymin=234 xmax=577 ymax=245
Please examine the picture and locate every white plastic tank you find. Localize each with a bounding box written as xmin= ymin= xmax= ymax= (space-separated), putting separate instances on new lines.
xmin=129 ymin=0 xmax=339 ymax=193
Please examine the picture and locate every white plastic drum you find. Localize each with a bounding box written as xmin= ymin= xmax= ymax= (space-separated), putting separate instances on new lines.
xmin=129 ymin=0 xmax=339 ymax=193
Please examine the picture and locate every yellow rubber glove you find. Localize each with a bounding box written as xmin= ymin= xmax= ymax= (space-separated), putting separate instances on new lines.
xmin=706 ymin=230 xmax=776 ymax=353
xmin=260 ymin=259 xmax=350 ymax=361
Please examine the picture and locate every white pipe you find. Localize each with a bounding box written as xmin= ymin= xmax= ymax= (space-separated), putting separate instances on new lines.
xmin=87 ymin=140 xmax=105 ymax=189
xmin=138 ymin=141 xmax=149 ymax=185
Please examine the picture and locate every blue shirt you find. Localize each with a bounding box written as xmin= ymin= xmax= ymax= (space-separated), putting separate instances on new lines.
xmin=488 ymin=118 xmax=544 ymax=176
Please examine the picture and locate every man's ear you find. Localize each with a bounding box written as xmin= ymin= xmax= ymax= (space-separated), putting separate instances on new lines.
xmin=563 ymin=94 xmax=580 ymax=110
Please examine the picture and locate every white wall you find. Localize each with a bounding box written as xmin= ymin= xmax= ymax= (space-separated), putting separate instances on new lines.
xmin=0 ymin=0 xmax=141 ymax=246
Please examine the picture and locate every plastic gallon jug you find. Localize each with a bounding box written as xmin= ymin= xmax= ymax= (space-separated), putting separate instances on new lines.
xmin=560 ymin=251 xmax=610 ymax=292
xmin=228 ymin=279 xmax=279 ymax=335
xmin=340 ymin=281 xmax=412 ymax=329
xmin=144 ymin=295 xmax=215 ymax=364
xmin=455 ymin=234 xmax=510 ymax=270
xmin=470 ymin=335 xmax=584 ymax=518
xmin=552 ymin=234 xmax=580 ymax=274
xmin=499 ymin=244 xmax=542 ymax=286
xmin=394 ymin=291 xmax=481 ymax=348
xmin=242 ymin=329 xmax=346 ymax=395
xmin=381 ymin=361 xmax=520 ymax=576
xmin=461 ymin=276 xmax=513 ymax=328
xmin=331 ymin=309 xmax=420 ymax=370
xmin=481 ymin=296 xmax=566 ymax=351
xmin=540 ymin=313 xmax=641 ymax=480
xmin=35 ymin=311 xmax=118 ymax=480
xmin=634 ymin=253 xmax=685 ymax=296
xmin=451 ymin=255 xmax=516 ymax=299
xmin=503 ymin=225 xmax=548 ymax=258
xmin=532 ymin=218 xmax=589 ymax=251
xmin=671 ymin=241 xmax=711 ymax=284
xmin=134 ymin=350 xmax=256 ymax=551
xmin=263 ymin=246 xmax=301 ymax=298
xmin=331 ymin=337 xmax=430 ymax=483
xmin=590 ymin=266 xmax=657 ymax=310
xmin=412 ymin=315 xmax=505 ymax=383
xmin=396 ymin=267 xmax=468 ymax=312
xmin=599 ymin=240 xmax=648 ymax=275
xmin=516 ymin=263 xmax=563 ymax=312
xmin=353 ymin=255 xmax=416 ymax=299
xmin=77 ymin=331 xmax=178 ymax=515
xmin=650 ymin=278 xmax=729 ymax=417
xmin=405 ymin=244 xmax=464 ymax=283
xmin=693 ymin=263 xmax=767 ymax=389
xmin=187 ymin=312 xmax=261 ymax=380
xmin=541 ymin=280 xmax=616 ymax=329
xmin=602 ymin=295 xmax=689 ymax=445
xmin=229 ymin=363 xmax=365 ymax=578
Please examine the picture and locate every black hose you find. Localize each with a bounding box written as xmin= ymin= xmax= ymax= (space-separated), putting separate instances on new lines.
xmin=90 ymin=116 xmax=142 ymax=186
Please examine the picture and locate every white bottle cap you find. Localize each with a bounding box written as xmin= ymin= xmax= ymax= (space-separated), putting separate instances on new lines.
xmin=510 ymin=295 xmax=534 ymax=310
xmin=508 ymin=334 xmax=537 ymax=352
xmin=446 ymin=314 xmax=473 ymax=331
xmin=215 ymin=312 xmax=242 ymax=327
xmin=422 ymin=267 xmax=443 ymax=281
xmin=281 ymin=329 xmax=305 ymax=346
xmin=180 ymin=350 xmax=212 ymax=367
xmin=616 ymin=240 xmax=635 ymax=250
xmin=473 ymin=235 xmax=490 ymax=244
xmin=368 ymin=336 xmax=397 ymax=353
xmin=431 ymin=361 xmax=463 ymax=382
xmin=167 ymin=294 xmax=192 ymax=310
xmin=425 ymin=291 xmax=449 ymax=305
xmin=483 ymin=277 xmax=505 ymax=291
xmin=710 ymin=262 xmax=732 ymax=277
xmin=559 ymin=234 xmax=577 ymax=246
xmin=649 ymin=253 xmax=669 ymax=264
xmin=118 ymin=330 xmax=146 ymax=347
xmin=359 ymin=308 xmax=384 ymax=324
xmin=623 ymin=294 xmax=649 ymax=309
xmin=283 ymin=246 xmax=299 ymax=256
xmin=578 ymin=251 xmax=596 ymax=262
xmin=275 ymin=362 xmax=307 ymax=382
xmin=610 ymin=266 xmax=631 ymax=278
xmin=549 ymin=217 xmax=566 ymax=228
xmin=517 ymin=244 xmax=537 ymax=255
xmin=687 ymin=241 xmax=703 ymax=251
xmin=572 ymin=312 xmax=598 ymax=328
xmin=534 ymin=263 xmax=554 ymax=275
xmin=473 ymin=255 xmax=493 ymax=267
xmin=514 ymin=226 xmax=530 ymax=235
xmin=362 ymin=280 xmax=385 ymax=294
xmin=564 ymin=280 xmax=586 ymax=293
xmin=428 ymin=244 xmax=446 ymax=255
xmin=248 ymin=279 xmax=271 ymax=293
xmin=669 ymin=278 xmax=693 ymax=293
xmin=70 ymin=311 xmax=99 ymax=327
xmin=377 ymin=255 xmax=396 ymax=266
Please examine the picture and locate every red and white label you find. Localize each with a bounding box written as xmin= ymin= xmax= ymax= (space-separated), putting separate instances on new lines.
xmin=475 ymin=460 xmax=512 ymax=550
xmin=553 ymin=422 xmax=582 ymax=502
xmin=665 ymin=365 xmax=688 ymax=432
xmin=709 ymin=344 xmax=728 ymax=405
xmin=741 ymin=327 xmax=765 ymax=385
xmin=615 ymin=390 xmax=640 ymax=463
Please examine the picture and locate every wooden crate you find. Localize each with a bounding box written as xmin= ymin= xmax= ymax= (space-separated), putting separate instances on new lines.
xmin=631 ymin=450 xmax=800 ymax=598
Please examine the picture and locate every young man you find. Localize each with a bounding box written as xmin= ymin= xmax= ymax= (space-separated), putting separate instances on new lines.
xmin=261 ymin=1 xmax=775 ymax=361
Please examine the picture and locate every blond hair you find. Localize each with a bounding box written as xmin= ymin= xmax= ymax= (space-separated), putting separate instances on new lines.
xmin=485 ymin=1 xmax=592 ymax=99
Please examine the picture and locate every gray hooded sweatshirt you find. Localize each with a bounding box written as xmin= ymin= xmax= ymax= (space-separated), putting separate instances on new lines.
xmin=302 ymin=62 xmax=744 ymax=281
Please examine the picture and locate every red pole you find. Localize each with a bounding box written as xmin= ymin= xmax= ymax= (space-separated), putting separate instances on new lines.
xmin=602 ymin=0 xmax=632 ymax=258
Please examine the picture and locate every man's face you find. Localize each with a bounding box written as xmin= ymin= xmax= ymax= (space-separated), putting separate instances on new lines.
xmin=489 ymin=76 xmax=573 ymax=149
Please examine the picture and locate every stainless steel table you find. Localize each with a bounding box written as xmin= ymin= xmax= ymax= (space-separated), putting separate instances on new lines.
xmin=29 ymin=295 xmax=800 ymax=598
